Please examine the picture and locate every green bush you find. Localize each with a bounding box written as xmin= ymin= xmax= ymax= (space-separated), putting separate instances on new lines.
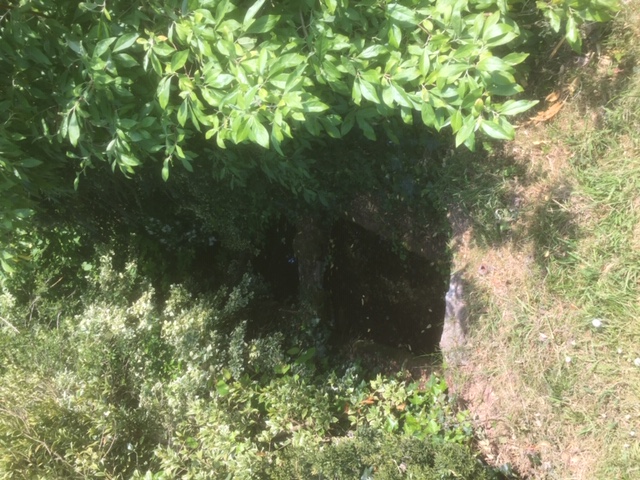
xmin=276 ymin=429 xmax=492 ymax=479
xmin=0 ymin=249 xmax=493 ymax=479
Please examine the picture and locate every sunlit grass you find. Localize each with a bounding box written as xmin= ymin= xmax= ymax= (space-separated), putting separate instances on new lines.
xmin=443 ymin=2 xmax=640 ymax=476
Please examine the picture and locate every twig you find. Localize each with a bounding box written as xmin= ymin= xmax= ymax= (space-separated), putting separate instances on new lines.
xmin=550 ymin=36 xmax=565 ymax=59
xmin=0 ymin=316 xmax=19 ymax=333
xmin=299 ymin=9 xmax=308 ymax=39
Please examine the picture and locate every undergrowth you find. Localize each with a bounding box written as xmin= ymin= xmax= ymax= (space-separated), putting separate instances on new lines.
xmin=0 ymin=247 xmax=495 ymax=479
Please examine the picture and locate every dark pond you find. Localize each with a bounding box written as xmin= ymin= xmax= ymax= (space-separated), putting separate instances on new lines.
xmin=325 ymin=220 xmax=448 ymax=355
xmin=256 ymin=218 xmax=449 ymax=355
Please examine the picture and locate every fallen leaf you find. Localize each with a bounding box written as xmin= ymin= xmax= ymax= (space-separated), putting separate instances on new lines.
xmin=545 ymin=91 xmax=560 ymax=103
xmin=529 ymin=101 xmax=565 ymax=124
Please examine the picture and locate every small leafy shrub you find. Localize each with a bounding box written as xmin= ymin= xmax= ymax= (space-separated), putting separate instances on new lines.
xmin=276 ymin=428 xmax=492 ymax=480
xmin=1 ymin=249 xmax=493 ymax=479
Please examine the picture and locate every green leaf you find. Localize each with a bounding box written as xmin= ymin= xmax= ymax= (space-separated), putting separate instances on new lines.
xmin=319 ymin=116 xmax=341 ymax=138
xmin=382 ymin=86 xmax=394 ymax=107
xmin=268 ymin=53 xmax=306 ymax=77
xmin=438 ymin=63 xmax=468 ymax=79
xmin=455 ymin=116 xmax=476 ymax=147
xmin=498 ymin=115 xmax=516 ymax=138
xmin=502 ymin=52 xmax=529 ymax=66
xmin=177 ymin=101 xmax=189 ymax=127
xmin=419 ymin=48 xmax=431 ymax=76
xmin=480 ymin=119 xmax=513 ymax=140
xmin=94 ymin=37 xmax=116 ymax=57
xmin=546 ymin=9 xmax=562 ymax=33
xmin=359 ymin=45 xmax=388 ymax=59
xmin=295 ymin=347 xmax=317 ymax=365
xmin=231 ymin=115 xmax=251 ymax=143
xmin=483 ymin=24 xmax=517 ymax=47
xmin=208 ymin=73 xmax=235 ymax=89
xmin=302 ymin=100 xmax=330 ymax=113
xmin=26 ymin=46 xmax=52 ymax=66
xmin=477 ymin=56 xmax=509 ymax=73
xmin=565 ymin=16 xmax=582 ymax=52
xmin=358 ymin=78 xmax=380 ymax=104
xmin=324 ymin=0 xmax=337 ymax=14
xmin=116 ymin=53 xmax=139 ymax=67
xmin=162 ymin=158 xmax=170 ymax=181
xmin=113 ymin=33 xmax=139 ymax=53
xmin=180 ymin=157 xmax=193 ymax=172
xmin=1 ymin=258 xmax=15 ymax=274
xmin=482 ymin=11 xmax=501 ymax=36
xmin=487 ymin=83 xmax=522 ymax=96
xmin=387 ymin=3 xmax=419 ymax=26
xmin=245 ymin=15 xmax=280 ymax=34
xmin=388 ymin=23 xmax=402 ymax=49
xmin=171 ymin=50 xmax=189 ymax=71
xmin=390 ymin=82 xmax=413 ymax=108
xmin=19 ymin=158 xmax=43 ymax=168
xmin=215 ymin=0 xmax=231 ymax=23
xmin=150 ymin=52 xmax=163 ymax=75
xmin=216 ymin=379 xmax=230 ymax=396
xmin=450 ymin=109 xmax=463 ymax=132
xmin=484 ymin=71 xmax=522 ymax=96
xmin=152 ymin=42 xmax=175 ymax=57
xmin=68 ymin=110 xmax=80 ymax=147
xmin=244 ymin=0 xmax=266 ymax=26
xmin=157 ymin=77 xmax=171 ymax=109
xmin=248 ymin=116 xmax=269 ymax=148
xmin=498 ymin=99 xmax=538 ymax=116
xmin=352 ymin=80 xmax=362 ymax=105
xmin=119 ymin=153 xmax=142 ymax=167
xmin=356 ymin=112 xmax=376 ymax=140
xmin=421 ymin=102 xmax=435 ymax=127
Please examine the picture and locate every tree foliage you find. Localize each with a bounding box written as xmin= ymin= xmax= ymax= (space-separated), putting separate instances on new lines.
xmin=0 ymin=0 xmax=618 ymax=276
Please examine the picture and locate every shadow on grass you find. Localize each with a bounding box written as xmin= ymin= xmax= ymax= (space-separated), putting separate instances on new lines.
xmin=431 ymin=143 xmax=580 ymax=275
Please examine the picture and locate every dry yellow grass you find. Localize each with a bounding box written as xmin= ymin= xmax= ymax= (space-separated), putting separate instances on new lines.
xmin=446 ymin=3 xmax=640 ymax=477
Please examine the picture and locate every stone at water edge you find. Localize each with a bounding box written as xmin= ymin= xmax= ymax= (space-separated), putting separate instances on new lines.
xmin=439 ymin=271 xmax=468 ymax=367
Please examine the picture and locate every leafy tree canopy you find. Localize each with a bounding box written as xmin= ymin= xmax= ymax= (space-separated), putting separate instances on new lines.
xmin=0 ymin=0 xmax=618 ymax=275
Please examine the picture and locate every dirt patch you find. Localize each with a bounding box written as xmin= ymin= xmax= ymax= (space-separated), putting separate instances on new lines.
xmin=444 ymin=116 xmax=595 ymax=478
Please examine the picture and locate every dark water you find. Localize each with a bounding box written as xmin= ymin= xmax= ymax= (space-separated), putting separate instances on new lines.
xmin=255 ymin=219 xmax=449 ymax=355
xmin=325 ymin=220 xmax=448 ymax=355
xmin=254 ymin=222 xmax=299 ymax=302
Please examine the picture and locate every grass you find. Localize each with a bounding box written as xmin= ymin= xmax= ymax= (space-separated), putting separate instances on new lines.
xmin=440 ymin=2 xmax=640 ymax=477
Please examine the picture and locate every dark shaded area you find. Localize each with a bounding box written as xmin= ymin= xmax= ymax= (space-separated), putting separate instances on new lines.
xmin=325 ymin=220 xmax=448 ymax=355
xmin=253 ymin=222 xmax=299 ymax=302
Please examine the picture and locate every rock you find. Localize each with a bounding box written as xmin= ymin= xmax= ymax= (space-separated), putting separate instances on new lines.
xmin=439 ymin=270 xmax=468 ymax=366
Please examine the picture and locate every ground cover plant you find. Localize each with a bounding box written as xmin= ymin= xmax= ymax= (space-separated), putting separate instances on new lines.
xmin=0 ymin=249 xmax=492 ymax=478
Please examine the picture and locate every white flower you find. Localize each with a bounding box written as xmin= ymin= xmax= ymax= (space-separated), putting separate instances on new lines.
xmin=618 ymin=348 xmax=623 ymax=355
xmin=592 ymin=318 xmax=604 ymax=328
xmin=634 ymin=358 xmax=640 ymax=367
xmin=565 ymin=356 xmax=572 ymax=364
